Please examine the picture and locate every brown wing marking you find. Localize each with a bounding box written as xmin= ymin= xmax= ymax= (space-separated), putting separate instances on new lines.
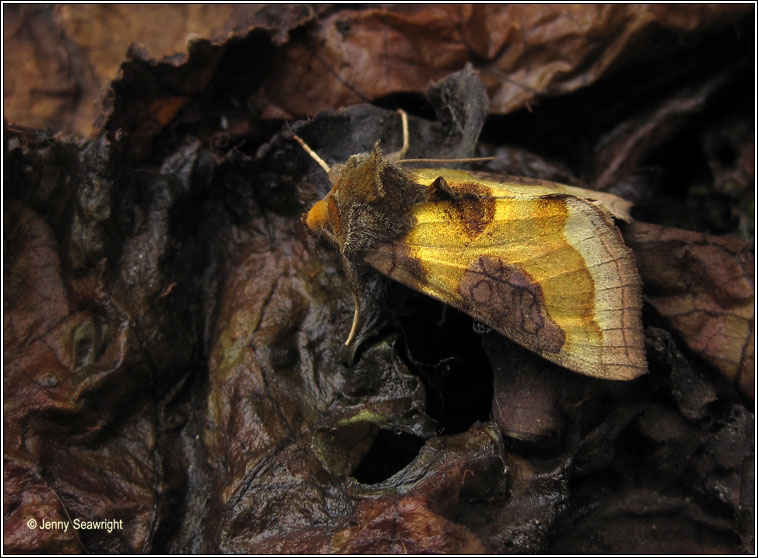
xmin=457 ymin=255 xmax=566 ymax=353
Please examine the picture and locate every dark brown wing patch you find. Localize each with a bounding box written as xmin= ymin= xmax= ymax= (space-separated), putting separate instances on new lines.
xmin=428 ymin=179 xmax=496 ymax=240
xmin=366 ymin=243 xmax=428 ymax=292
xmin=450 ymin=186 xmax=496 ymax=239
xmin=458 ymin=255 xmax=565 ymax=353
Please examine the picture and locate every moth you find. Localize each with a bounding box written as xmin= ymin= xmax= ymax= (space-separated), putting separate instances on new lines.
xmin=295 ymin=110 xmax=647 ymax=380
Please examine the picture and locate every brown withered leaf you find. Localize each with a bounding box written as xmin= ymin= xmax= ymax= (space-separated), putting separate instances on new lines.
xmin=3 ymin=199 xmax=157 ymax=553
xmin=550 ymin=487 xmax=742 ymax=553
xmin=4 ymin=7 xmax=754 ymax=551
xmin=214 ymin=423 xmax=502 ymax=554
xmin=486 ymin=338 xmax=564 ymax=447
xmin=555 ymin=358 xmax=752 ymax=553
xmin=255 ymin=4 xmax=751 ymax=118
xmin=645 ymin=327 xmax=718 ymax=421
xmin=4 ymin=124 xmax=212 ymax=552
xmin=4 ymin=5 xmax=752 ymax=138
xmin=328 ymin=424 xmax=502 ymax=554
xmin=3 ymin=459 xmax=84 ymax=553
xmin=588 ymin=69 xmax=735 ymax=192
xmin=329 ymin=495 xmax=485 ymax=554
xmin=3 ymin=6 xmax=99 ymax=135
xmin=2 ymin=5 xmax=318 ymax=136
xmin=625 ymin=221 xmax=754 ymax=398
xmin=457 ymin=434 xmax=573 ymax=553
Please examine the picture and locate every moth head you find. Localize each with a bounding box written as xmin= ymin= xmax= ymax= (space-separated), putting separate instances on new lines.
xmin=303 ymin=167 xmax=344 ymax=242
xmin=303 ymin=198 xmax=329 ymax=233
xmin=303 ymin=142 xmax=388 ymax=241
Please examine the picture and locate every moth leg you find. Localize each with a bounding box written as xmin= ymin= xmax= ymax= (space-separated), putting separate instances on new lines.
xmin=345 ymin=290 xmax=361 ymax=347
xmin=340 ymin=255 xmax=362 ymax=347
xmin=320 ymin=227 xmax=339 ymax=246
xmin=387 ymin=109 xmax=410 ymax=162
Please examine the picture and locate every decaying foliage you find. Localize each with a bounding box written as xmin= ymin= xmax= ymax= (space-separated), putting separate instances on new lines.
xmin=4 ymin=4 xmax=754 ymax=553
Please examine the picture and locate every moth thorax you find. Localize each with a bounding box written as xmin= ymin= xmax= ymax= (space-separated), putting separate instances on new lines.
xmin=334 ymin=147 xmax=385 ymax=203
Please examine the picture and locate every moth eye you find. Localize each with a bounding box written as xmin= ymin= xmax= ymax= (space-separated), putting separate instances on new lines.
xmin=304 ymin=199 xmax=330 ymax=232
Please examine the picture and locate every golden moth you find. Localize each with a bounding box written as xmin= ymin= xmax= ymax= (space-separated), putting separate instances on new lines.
xmin=296 ymin=111 xmax=647 ymax=380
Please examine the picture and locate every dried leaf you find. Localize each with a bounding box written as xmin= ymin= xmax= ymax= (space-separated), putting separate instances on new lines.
xmin=589 ymin=70 xmax=734 ymax=191
xmin=626 ymin=221 xmax=754 ymax=398
xmin=2 ymin=5 xmax=316 ymax=136
xmin=3 ymin=459 xmax=84 ymax=553
xmin=3 ymin=6 xmax=754 ymax=553
xmin=551 ymin=488 xmax=742 ymax=553
xmin=645 ymin=327 xmax=718 ymax=421
xmin=3 ymin=196 xmax=157 ymax=553
xmin=4 ymin=5 xmax=752 ymax=137
xmin=485 ymin=337 xmax=563 ymax=446
xmin=256 ymin=5 xmax=751 ymax=118
xmin=4 ymin=124 xmax=210 ymax=552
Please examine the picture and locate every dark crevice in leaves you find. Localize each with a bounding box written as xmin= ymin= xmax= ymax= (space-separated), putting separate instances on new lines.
xmin=351 ymin=430 xmax=426 ymax=484
xmin=478 ymin=19 xmax=753 ymax=178
xmin=372 ymin=91 xmax=438 ymax=121
xmin=394 ymin=287 xmax=494 ymax=435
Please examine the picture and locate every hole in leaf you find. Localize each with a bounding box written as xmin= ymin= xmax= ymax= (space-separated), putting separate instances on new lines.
xmin=351 ymin=429 xmax=425 ymax=484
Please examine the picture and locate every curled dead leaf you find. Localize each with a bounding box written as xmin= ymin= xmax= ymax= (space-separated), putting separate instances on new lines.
xmin=626 ymin=221 xmax=754 ymax=398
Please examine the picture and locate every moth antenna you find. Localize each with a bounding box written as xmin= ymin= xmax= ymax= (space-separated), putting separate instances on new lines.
xmin=397 ymin=109 xmax=409 ymax=159
xmin=344 ymin=290 xmax=361 ymax=347
xmin=293 ymin=134 xmax=331 ymax=174
xmin=396 ymin=156 xmax=495 ymax=164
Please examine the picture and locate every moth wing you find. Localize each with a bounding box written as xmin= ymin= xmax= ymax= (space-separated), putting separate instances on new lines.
xmin=365 ymin=178 xmax=646 ymax=380
xmin=409 ymin=168 xmax=635 ymax=222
